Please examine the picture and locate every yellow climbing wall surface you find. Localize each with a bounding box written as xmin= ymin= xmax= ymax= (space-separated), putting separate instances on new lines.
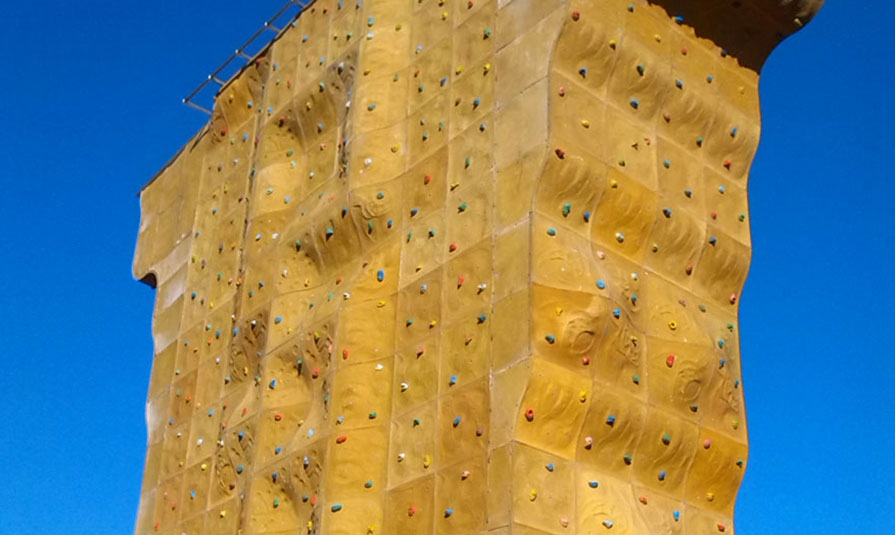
xmin=132 ymin=1 xmax=822 ymax=534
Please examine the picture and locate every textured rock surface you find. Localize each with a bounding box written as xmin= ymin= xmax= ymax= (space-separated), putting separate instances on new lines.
xmin=133 ymin=1 xmax=821 ymax=533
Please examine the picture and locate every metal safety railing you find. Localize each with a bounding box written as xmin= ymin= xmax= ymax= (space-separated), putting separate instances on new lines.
xmin=183 ymin=0 xmax=315 ymax=115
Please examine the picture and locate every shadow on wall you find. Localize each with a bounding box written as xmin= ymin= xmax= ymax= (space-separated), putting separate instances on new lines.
xmin=647 ymin=0 xmax=824 ymax=71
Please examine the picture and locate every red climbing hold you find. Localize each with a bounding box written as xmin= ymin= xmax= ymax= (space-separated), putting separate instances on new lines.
xmin=525 ymin=408 xmax=535 ymax=422
xmin=555 ymin=147 xmax=566 ymax=159
xmin=571 ymin=10 xmax=580 ymax=21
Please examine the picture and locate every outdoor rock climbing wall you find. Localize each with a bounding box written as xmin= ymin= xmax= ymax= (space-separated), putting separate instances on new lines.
xmin=133 ymin=1 xmax=822 ymax=534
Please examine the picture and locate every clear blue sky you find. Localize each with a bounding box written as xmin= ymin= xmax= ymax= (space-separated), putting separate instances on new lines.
xmin=0 ymin=1 xmax=891 ymax=534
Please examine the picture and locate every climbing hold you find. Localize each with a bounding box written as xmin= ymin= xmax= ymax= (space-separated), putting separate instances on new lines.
xmin=524 ymin=408 xmax=535 ymax=422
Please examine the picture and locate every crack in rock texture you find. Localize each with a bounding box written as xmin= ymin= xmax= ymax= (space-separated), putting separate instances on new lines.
xmin=132 ymin=1 xmax=822 ymax=534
